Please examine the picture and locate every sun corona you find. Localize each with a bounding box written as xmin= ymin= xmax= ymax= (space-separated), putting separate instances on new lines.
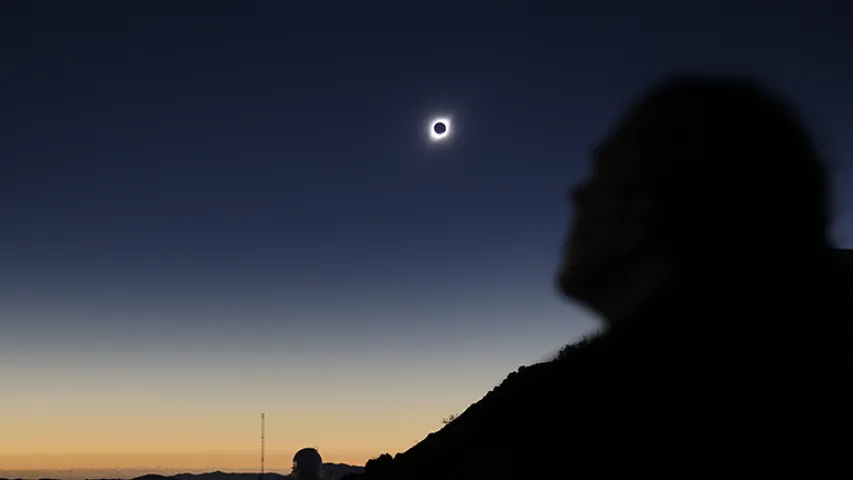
xmin=428 ymin=117 xmax=451 ymax=142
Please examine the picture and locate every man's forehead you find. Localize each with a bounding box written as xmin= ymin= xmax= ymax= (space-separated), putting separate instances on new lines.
xmin=591 ymin=125 xmax=643 ymax=171
xmin=590 ymin=122 xmax=623 ymax=162
xmin=592 ymin=112 xmax=687 ymax=177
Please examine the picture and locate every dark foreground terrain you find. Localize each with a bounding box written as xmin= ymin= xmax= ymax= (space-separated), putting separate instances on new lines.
xmin=350 ymin=249 xmax=853 ymax=479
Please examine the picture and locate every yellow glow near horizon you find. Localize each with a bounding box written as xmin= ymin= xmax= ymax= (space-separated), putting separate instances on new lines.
xmin=0 ymin=406 xmax=450 ymax=470
xmin=0 ymin=309 xmax=584 ymax=473
xmin=0 ymin=452 xmax=372 ymax=470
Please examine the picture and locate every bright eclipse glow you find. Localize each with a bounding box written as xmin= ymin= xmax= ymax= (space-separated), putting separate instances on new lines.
xmin=429 ymin=117 xmax=452 ymax=141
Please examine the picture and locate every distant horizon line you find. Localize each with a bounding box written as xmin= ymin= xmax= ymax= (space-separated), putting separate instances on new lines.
xmin=0 ymin=461 xmax=366 ymax=471
xmin=1 ymin=467 xmax=306 ymax=471
xmin=0 ymin=464 xmax=364 ymax=471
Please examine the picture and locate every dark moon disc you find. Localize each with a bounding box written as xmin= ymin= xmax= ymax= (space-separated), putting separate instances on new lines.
xmin=433 ymin=122 xmax=447 ymax=135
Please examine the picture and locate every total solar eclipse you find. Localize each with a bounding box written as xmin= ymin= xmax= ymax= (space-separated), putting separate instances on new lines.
xmin=429 ymin=117 xmax=451 ymax=142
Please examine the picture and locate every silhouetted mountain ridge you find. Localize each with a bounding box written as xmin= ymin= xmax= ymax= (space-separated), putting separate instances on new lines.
xmin=119 ymin=465 xmax=364 ymax=480
xmin=361 ymin=353 xmax=582 ymax=479
xmin=134 ymin=464 xmax=361 ymax=480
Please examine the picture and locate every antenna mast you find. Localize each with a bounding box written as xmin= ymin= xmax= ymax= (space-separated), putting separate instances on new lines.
xmin=260 ymin=413 xmax=265 ymax=480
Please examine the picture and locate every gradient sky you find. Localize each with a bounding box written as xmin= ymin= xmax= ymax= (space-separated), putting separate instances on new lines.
xmin=2 ymin=0 xmax=852 ymax=473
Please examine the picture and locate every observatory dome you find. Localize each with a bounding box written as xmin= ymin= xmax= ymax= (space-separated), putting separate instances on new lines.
xmin=292 ymin=448 xmax=323 ymax=480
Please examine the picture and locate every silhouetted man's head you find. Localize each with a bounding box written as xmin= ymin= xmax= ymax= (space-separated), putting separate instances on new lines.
xmin=558 ymin=72 xmax=833 ymax=321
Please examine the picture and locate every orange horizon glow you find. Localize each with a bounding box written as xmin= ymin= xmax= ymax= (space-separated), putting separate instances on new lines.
xmin=2 ymin=306 xmax=588 ymax=474
xmin=0 ymin=451 xmax=375 ymax=470
xmin=0 ymin=404 xmax=450 ymax=471
xmin=0 ymin=405 xmax=442 ymax=471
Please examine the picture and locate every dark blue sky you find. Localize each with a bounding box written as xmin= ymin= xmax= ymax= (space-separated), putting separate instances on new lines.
xmin=2 ymin=0 xmax=852 ymax=467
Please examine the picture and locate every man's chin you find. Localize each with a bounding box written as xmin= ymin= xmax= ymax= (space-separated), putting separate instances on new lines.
xmin=556 ymin=254 xmax=609 ymax=307
xmin=556 ymin=260 xmax=584 ymax=300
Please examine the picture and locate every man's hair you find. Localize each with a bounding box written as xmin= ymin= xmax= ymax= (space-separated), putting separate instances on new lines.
xmin=617 ymin=72 xmax=833 ymax=259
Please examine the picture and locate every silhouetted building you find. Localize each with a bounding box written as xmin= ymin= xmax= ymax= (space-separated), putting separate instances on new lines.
xmin=292 ymin=448 xmax=324 ymax=480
